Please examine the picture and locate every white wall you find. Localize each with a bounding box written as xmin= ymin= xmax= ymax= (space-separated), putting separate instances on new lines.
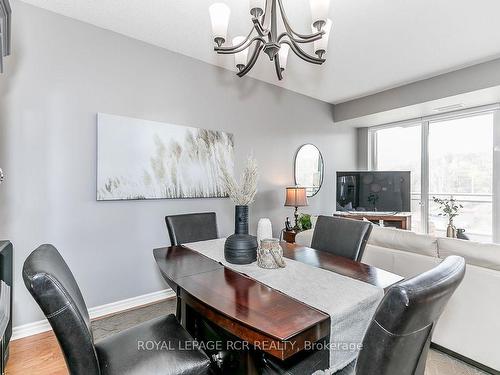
xmin=0 ymin=1 xmax=357 ymax=327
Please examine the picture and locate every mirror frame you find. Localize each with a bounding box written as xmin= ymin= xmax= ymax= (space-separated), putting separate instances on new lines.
xmin=294 ymin=143 xmax=324 ymax=198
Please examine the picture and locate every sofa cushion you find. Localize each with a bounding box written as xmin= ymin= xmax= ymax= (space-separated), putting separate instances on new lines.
xmin=363 ymin=244 xmax=441 ymax=278
xmin=437 ymin=237 xmax=500 ymax=271
xmin=368 ymin=226 xmax=439 ymax=257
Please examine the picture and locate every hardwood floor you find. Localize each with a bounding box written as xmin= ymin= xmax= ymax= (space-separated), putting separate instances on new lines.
xmin=6 ymin=331 xmax=66 ymax=375
xmin=6 ymin=299 xmax=177 ymax=375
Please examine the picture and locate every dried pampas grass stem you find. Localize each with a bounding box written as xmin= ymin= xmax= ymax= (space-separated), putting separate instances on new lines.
xmin=220 ymin=156 xmax=258 ymax=206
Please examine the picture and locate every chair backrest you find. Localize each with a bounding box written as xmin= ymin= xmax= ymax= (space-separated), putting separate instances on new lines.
xmin=0 ymin=241 xmax=12 ymax=353
xmin=165 ymin=212 xmax=218 ymax=246
xmin=0 ymin=280 xmax=10 ymax=340
xmin=355 ymin=255 xmax=466 ymax=375
xmin=23 ymin=244 xmax=100 ymax=375
xmin=310 ymin=216 xmax=372 ymax=261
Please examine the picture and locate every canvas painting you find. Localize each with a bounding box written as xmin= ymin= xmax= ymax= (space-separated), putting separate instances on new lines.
xmin=97 ymin=113 xmax=234 ymax=200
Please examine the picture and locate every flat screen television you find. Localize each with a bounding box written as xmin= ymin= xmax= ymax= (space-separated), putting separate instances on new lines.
xmin=337 ymin=171 xmax=411 ymax=213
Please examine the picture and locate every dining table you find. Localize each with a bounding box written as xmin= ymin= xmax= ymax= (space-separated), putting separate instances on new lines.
xmin=153 ymin=240 xmax=403 ymax=375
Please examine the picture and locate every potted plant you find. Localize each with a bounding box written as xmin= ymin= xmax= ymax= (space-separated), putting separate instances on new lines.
xmin=220 ymin=156 xmax=259 ymax=264
xmin=433 ymin=196 xmax=463 ymax=238
xmin=297 ymin=213 xmax=312 ymax=231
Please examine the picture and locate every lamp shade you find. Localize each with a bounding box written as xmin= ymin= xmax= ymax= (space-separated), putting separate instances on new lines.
xmin=312 ymin=18 xmax=332 ymax=57
xmin=209 ymin=3 xmax=231 ymax=43
xmin=309 ymin=0 xmax=330 ymax=28
xmin=284 ymin=186 xmax=309 ymax=207
xmin=278 ymin=44 xmax=290 ymax=70
xmin=232 ymin=36 xmax=249 ymax=70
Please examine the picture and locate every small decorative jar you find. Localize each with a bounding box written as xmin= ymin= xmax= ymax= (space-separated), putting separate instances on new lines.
xmin=257 ymin=239 xmax=285 ymax=269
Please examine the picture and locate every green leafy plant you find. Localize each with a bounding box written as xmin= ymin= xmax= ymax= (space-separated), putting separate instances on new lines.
xmin=433 ymin=196 xmax=463 ymax=223
xmin=298 ymin=213 xmax=312 ymax=231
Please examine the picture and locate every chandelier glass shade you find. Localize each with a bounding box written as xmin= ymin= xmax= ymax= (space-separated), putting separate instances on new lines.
xmin=208 ymin=0 xmax=332 ymax=80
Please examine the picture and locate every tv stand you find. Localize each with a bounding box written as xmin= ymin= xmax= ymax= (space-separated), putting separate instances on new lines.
xmin=334 ymin=211 xmax=412 ymax=230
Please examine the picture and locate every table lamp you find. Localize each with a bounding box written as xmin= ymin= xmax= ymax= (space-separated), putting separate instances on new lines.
xmin=284 ymin=186 xmax=309 ymax=230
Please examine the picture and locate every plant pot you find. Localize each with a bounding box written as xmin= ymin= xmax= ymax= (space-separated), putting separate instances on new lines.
xmin=446 ymin=220 xmax=457 ymax=238
xmin=224 ymin=205 xmax=257 ymax=264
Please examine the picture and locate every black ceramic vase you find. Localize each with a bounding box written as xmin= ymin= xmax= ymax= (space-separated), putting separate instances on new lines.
xmin=224 ymin=205 xmax=257 ymax=264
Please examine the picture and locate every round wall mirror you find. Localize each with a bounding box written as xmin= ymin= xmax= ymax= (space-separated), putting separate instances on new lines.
xmin=294 ymin=144 xmax=324 ymax=197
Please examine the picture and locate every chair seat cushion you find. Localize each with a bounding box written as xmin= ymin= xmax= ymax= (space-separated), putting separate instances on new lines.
xmin=95 ymin=314 xmax=211 ymax=375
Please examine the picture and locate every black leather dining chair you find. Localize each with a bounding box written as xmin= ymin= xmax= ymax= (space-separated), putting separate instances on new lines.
xmin=310 ymin=216 xmax=372 ymax=261
xmin=23 ymin=244 xmax=211 ymax=375
xmin=165 ymin=212 xmax=218 ymax=246
xmin=336 ymin=255 xmax=466 ymax=375
xmin=165 ymin=212 xmax=218 ymax=321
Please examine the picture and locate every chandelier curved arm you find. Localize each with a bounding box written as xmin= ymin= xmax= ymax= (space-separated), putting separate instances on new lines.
xmin=274 ymin=56 xmax=283 ymax=80
xmin=237 ymin=41 xmax=264 ymax=78
xmin=215 ymin=36 xmax=266 ymax=54
xmin=249 ymin=0 xmax=272 ymax=37
xmin=252 ymin=17 xmax=270 ymax=37
xmin=281 ymin=40 xmax=325 ymax=65
xmin=277 ymin=0 xmax=325 ymax=40
xmin=214 ymin=28 xmax=253 ymax=51
xmin=277 ymin=31 xmax=323 ymax=44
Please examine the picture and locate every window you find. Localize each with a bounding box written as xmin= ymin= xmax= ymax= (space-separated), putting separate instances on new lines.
xmin=370 ymin=105 xmax=499 ymax=242
xmin=373 ymin=125 xmax=422 ymax=232
xmin=428 ymin=114 xmax=493 ymax=242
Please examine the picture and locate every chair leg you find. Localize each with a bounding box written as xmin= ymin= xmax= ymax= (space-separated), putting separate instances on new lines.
xmin=176 ymin=295 xmax=182 ymax=321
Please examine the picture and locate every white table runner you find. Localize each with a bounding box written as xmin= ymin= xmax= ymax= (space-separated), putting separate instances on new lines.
xmin=185 ymin=239 xmax=384 ymax=373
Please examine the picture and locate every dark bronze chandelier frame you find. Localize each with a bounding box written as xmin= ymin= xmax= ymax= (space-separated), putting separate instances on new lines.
xmin=213 ymin=0 xmax=327 ymax=80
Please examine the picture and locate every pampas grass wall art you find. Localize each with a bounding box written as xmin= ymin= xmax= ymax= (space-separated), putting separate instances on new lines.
xmin=97 ymin=113 xmax=234 ymax=200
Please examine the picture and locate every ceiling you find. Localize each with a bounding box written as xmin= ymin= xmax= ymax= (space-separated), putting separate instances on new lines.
xmin=19 ymin=0 xmax=500 ymax=104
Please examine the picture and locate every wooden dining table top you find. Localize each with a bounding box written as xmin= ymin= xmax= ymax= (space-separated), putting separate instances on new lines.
xmin=280 ymin=242 xmax=403 ymax=291
xmin=153 ymin=241 xmax=403 ymax=360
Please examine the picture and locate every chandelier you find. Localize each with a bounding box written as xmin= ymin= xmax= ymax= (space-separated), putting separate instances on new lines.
xmin=208 ymin=0 xmax=332 ymax=80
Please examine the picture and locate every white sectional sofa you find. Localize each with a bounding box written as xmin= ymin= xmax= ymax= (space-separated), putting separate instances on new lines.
xmin=296 ymin=225 xmax=500 ymax=373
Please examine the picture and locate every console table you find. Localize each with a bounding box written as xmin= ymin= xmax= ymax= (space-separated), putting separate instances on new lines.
xmin=334 ymin=212 xmax=412 ymax=230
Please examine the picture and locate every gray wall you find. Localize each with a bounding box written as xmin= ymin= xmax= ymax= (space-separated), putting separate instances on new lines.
xmin=356 ymin=128 xmax=369 ymax=170
xmin=0 ymin=1 xmax=356 ymax=327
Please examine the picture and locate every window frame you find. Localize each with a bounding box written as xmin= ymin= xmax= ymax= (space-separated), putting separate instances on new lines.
xmin=368 ymin=103 xmax=500 ymax=241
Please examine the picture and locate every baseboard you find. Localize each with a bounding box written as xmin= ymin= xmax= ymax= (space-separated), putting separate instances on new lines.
xmin=431 ymin=343 xmax=500 ymax=375
xmin=87 ymin=289 xmax=175 ymax=320
xmin=12 ymin=288 xmax=175 ymax=341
